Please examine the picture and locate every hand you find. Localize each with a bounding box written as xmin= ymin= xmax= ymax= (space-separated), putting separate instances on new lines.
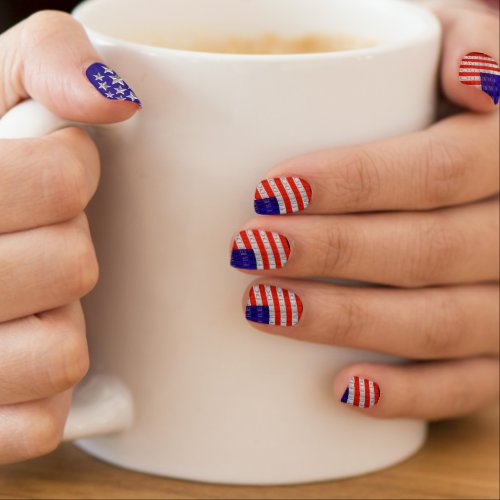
xmin=232 ymin=5 xmax=499 ymax=419
xmin=0 ymin=11 xmax=140 ymax=464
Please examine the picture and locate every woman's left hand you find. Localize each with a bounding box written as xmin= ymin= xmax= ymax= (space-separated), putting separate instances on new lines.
xmin=231 ymin=4 xmax=499 ymax=419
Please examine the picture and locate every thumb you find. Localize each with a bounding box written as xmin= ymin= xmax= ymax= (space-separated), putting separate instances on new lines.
xmin=0 ymin=10 xmax=141 ymax=123
xmin=436 ymin=6 xmax=499 ymax=111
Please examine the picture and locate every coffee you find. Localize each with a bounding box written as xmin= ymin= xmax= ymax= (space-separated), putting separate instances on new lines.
xmin=141 ymin=32 xmax=375 ymax=54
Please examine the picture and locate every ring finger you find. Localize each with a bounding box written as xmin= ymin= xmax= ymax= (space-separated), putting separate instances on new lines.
xmin=0 ymin=214 xmax=99 ymax=323
xmin=243 ymin=280 xmax=498 ymax=359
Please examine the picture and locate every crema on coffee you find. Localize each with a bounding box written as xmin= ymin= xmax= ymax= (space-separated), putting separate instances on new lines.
xmin=141 ymin=32 xmax=376 ymax=54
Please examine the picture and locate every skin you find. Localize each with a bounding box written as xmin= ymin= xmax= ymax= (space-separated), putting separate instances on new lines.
xmin=0 ymin=11 xmax=139 ymax=464
xmin=238 ymin=5 xmax=499 ymax=420
xmin=0 ymin=5 xmax=497 ymax=463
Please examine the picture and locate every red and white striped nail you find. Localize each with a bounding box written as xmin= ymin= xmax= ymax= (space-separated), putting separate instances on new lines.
xmin=459 ymin=52 xmax=500 ymax=104
xmin=341 ymin=376 xmax=380 ymax=408
xmin=231 ymin=229 xmax=291 ymax=270
xmin=254 ymin=177 xmax=312 ymax=215
xmin=245 ymin=284 xmax=303 ymax=326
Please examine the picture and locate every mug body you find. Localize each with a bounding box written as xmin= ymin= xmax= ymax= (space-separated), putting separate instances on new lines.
xmin=73 ymin=0 xmax=440 ymax=484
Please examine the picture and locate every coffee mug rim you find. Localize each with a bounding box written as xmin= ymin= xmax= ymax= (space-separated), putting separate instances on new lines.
xmin=73 ymin=0 xmax=440 ymax=61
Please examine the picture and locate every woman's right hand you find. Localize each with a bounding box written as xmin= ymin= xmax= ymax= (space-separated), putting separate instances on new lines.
xmin=0 ymin=11 xmax=140 ymax=464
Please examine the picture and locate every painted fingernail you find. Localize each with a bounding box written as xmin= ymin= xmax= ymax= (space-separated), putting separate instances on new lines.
xmin=231 ymin=230 xmax=290 ymax=270
xmin=254 ymin=177 xmax=312 ymax=215
xmin=86 ymin=63 xmax=142 ymax=106
xmin=459 ymin=52 xmax=500 ymax=105
xmin=341 ymin=376 xmax=380 ymax=408
xmin=246 ymin=284 xmax=302 ymax=326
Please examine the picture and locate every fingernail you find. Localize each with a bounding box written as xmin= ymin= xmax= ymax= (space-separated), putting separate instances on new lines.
xmin=341 ymin=376 xmax=380 ymax=408
xmin=254 ymin=177 xmax=312 ymax=215
xmin=86 ymin=62 xmax=142 ymax=106
xmin=459 ymin=52 xmax=500 ymax=105
xmin=231 ymin=230 xmax=290 ymax=270
xmin=246 ymin=284 xmax=302 ymax=326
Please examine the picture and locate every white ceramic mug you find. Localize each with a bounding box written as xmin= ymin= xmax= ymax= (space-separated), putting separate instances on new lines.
xmin=0 ymin=0 xmax=441 ymax=485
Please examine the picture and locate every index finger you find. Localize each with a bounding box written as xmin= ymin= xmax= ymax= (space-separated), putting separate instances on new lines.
xmin=255 ymin=111 xmax=498 ymax=214
xmin=437 ymin=6 xmax=500 ymax=110
xmin=0 ymin=127 xmax=100 ymax=233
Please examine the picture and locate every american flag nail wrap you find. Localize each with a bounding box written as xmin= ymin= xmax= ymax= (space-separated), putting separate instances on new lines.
xmin=246 ymin=284 xmax=303 ymax=326
xmin=254 ymin=177 xmax=312 ymax=215
xmin=231 ymin=230 xmax=290 ymax=270
xmin=459 ymin=52 xmax=500 ymax=105
xmin=341 ymin=376 xmax=380 ymax=408
xmin=86 ymin=63 xmax=142 ymax=106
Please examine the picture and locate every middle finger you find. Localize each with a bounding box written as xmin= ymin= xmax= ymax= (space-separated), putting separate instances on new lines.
xmin=0 ymin=214 xmax=99 ymax=323
xmin=232 ymin=197 xmax=499 ymax=287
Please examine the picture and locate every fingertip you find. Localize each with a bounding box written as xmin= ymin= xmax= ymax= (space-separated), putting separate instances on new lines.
xmin=443 ymin=53 xmax=500 ymax=113
xmin=437 ymin=7 xmax=500 ymax=113
xmin=461 ymin=91 xmax=499 ymax=112
xmin=333 ymin=372 xmax=349 ymax=403
xmin=73 ymin=96 xmax=141 ymax=125
xmin=333 ymin=365 xmax=384 ymax=411
xmin=444 ymin=84 xmax=499 ymax=113
xmin=52 ymin=60 xmax=142 ymax=124
xmin=12 ymin=13 xmax=143 ymax=124
xmin=83 ymin=62 xmax=142 ymax=114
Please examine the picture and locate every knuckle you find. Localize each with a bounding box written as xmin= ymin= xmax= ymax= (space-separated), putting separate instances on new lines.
xmin=24 ymin=11 xmax=72 ymax=40
xmin=45 ymin=325 xmax=89 ymax=393
xmin=323 ymin=149 xmax=382 ymax=209
xmin=419 ymin=292 xmax=465 ymax=357
xmin=10 ymin=136 xmax=39 ymax=159
xmin=420 ymin=137 xmax=466 ymax=206
xmin=40 ymin=141 xmax=90 ymax=219
xmin=22 ymin=11 xmax=72 ymax=52
xmin=23 ymin=405 xmax=63 ymax=459
xmin=478 ymin=15 xmax=500 ymax=39
xmin=27 ymin=10 xmax=72 ymax=26
xmin=60 ymin=217 xmax=99 ymax=298
xmin=441 ymin=381 xmax=470 ymax=417
xmin=332 ymin=298 xmax=365 ymax=345
xmin=404 ymin=217 xmax=464 ymax=287
xmin=319 ymin=222 xmax=356 ymax=274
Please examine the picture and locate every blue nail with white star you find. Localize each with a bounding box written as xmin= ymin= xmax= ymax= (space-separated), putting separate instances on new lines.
xmin=86 ymin=62 xmax=142 ymax=107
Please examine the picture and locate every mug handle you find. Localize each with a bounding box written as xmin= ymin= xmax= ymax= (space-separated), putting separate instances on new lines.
xmin=0 ymin=100 xmax=134 ymax=441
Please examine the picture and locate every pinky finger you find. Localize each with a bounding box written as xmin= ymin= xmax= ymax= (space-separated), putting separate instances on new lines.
xmin=333 ymin=357 xmax=499 ymax=420
xmin=0 ymin=390 xmax=72 ymax=464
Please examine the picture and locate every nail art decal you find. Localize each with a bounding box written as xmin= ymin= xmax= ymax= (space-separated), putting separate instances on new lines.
xmin=231 ymin=230 xmax=290 ymax=270
xmin=86 ymin=63 xmax=142 ymax=106
xmin=459 ymin=52 xmax=500 ymax=104
xmin=246 ymin=284 xmax=303 ymax=326
xmin=254 ymin=177 xmax=312 ymax=215
xmin=341 ymin=376 xmax=380 ymax=408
